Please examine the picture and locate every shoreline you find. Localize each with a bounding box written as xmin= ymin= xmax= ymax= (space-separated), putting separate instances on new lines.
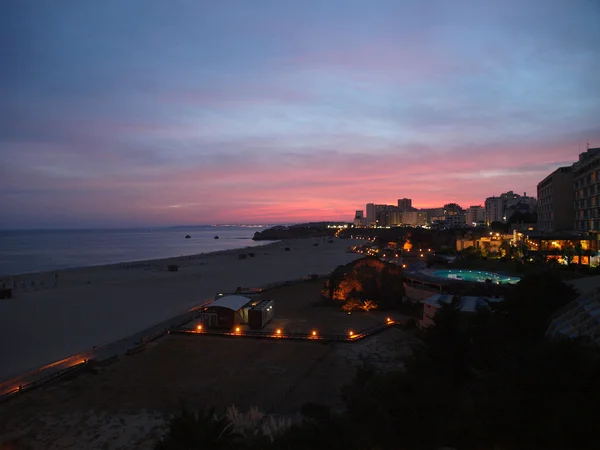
xmin=1 ymin=240 xmax=281 ymax=281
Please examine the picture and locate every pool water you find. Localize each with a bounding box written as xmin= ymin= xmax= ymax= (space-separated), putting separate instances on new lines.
xmin=432 ymin=269 xmax=520 ymax=285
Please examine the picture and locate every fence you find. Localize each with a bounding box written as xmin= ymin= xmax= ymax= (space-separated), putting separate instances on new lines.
xmin=0 ymin=352 xmax=125 ymax=405
xmin=170 ymin=321 xmax=401 ymax=343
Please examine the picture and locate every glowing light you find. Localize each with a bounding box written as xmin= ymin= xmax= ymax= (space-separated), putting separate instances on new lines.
xmin=235 ymin=327 xmax=240 ymax=332
xmin=386 ymin=317 xmax=391 ymax=323
xmin=312 ymin=330 xmax=317 ymax=336
xmin=349 ymin=330 xmax=354 ymax=337
xmin=197 ymin=325 xmax=203 ymax=331
xmin=402 ymin=264 xmax=406 ymax=268
xmin=276 ymin=329 xmax=282 ymax=335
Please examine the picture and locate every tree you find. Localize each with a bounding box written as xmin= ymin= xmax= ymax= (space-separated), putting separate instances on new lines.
xmin=324 ymin=257 xmax=405 ymax=309
xmin=491 ymin=272 xmax=578 ymax=342
xmin=499 ymin=241 xmax=511 ymax=258
xmin=155 ymin=405 xmax=236 ymax=450
xmin=563 ymin=244 xmax=575 ymax=266
xmin=490 ymin=221 xmax=509 ymax=232
xmin=575 ymin=242 xmax=584 ymax=265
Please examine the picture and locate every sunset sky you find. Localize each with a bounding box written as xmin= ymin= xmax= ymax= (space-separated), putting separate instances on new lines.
xmin=1 ymin=0 xmax=599 ymax=228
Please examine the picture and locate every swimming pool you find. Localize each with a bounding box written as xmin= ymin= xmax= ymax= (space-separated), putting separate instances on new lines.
xmin=431 ymin=269 xmax=520 ymax=285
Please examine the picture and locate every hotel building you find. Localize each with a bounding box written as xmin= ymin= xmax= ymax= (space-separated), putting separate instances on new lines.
xmin=537 ymin=166 xmax=574 ymax=232
xmin=573 ymin=148 xmax=600 ymax=231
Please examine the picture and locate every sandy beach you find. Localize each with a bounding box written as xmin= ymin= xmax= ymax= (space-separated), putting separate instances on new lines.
xmin=0 ymin=278 xmax=411 ymax=450
xmin=0 ymin=238 xmax=361 ymax=382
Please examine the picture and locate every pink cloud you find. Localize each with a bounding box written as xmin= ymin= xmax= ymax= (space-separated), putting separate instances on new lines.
xmin=3 ymin=130 xmax=599 ymax=227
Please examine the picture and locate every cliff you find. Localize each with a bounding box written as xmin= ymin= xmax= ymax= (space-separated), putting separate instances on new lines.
xmin=252 ymin=224 xmax=337 ymax=241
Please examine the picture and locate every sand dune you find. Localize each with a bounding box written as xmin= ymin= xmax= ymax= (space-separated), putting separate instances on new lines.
xmin=0 ymin=238 xmax=361 ymax=381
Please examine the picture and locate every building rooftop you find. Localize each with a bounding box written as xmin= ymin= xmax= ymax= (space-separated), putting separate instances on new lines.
xmin=251 ymin=299 xmax=273 ymax=311
xmin=422 ymin=294 xmax=501 ymax=313
xmin=209 ymin=295 xmax=252 ymax=311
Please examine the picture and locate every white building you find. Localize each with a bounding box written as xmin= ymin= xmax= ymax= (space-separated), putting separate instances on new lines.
xmin=366 ymin=203 xmax=387 ymax=227
xmin=401 ymin=211 xmax=428 ymax=227
xmin=484 ymin=197 xmax=504 ymax=224
xmin=466 ymin=206 xmax=485 ymax=226
xmin=444 ymin=213 xmax=467 ymax=228
xmin=485 ymin=191 xmax=537 ymax=225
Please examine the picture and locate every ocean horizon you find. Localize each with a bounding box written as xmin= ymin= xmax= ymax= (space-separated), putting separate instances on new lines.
xmin=0 ymin=225 xmax=275 ymax=276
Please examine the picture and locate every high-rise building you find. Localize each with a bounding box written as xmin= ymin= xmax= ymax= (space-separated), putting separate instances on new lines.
xmin=466 ymin=206 xmax=485 ymax=226
xmin=366 ymin=203 xmax=376 ymax=227
xmin=401 ymin=211 xmax=428 ymax=227
xmin=484 ymin=197 xmax=504 ymax=224
xmin=443 ymin=203 xmax=464 ymax=216
xmin=484 ymin=191 xmax=536 ymax=224
xmin=353 ymin=210 xmax=365 ymax=227
xmin=389 ymin=208 xmax=402 ymax=227
xmin=573 ymin=148 xmax=600 ymax=231
xmin=422 ymin=207 xmax=445 ymax=221
xmin=366 ymin=203 xmax=387 ymax=227
xmin=397 ymin=198 xmax=412 ymax=211
xmin=537 ymin=167 xmax=574 ymax=231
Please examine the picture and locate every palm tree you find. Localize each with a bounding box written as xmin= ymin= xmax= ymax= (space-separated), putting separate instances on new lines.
xmin=499 ymin=241 xmax=511 ymax=258
xmin=360 ymin=299 xmax=378 ymax=311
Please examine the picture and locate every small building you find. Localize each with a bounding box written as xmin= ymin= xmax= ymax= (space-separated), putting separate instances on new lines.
xmin=420 ymin=294 xmax=500 ymax=328
xmin=201 ymin=295 xmax=253 ymax=329
xmin=248 ymin=299 xmax=275 ymax=330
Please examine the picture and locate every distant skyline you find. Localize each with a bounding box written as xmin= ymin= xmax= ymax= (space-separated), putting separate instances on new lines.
xmin=1 ymin=0 xmax=599 ymax=229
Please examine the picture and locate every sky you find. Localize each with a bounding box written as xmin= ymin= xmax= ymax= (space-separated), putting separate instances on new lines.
xmin=1 ymin=0 xmax=599 ymax=228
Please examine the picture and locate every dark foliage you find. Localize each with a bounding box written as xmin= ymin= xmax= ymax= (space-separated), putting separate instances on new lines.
xmin=157 ymin=273 xmax=598 ymax=450
xmin=155 ymin=404 xmax=236 ymax=450
xmin=322 ymin=257 xmax=405 ymax=309
xmin=507 ymin=210 xmax=537 ymax=225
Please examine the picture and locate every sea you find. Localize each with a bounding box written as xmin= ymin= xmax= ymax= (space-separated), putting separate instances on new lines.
xmin=0 ymin=226 xmax=274 ymax=276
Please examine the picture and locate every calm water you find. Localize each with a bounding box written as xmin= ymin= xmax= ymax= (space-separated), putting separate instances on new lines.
xmin=432 ymin=269 xmax=520 ymax=285
xmin=0 ymin=226 xmax=273 ymax=275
